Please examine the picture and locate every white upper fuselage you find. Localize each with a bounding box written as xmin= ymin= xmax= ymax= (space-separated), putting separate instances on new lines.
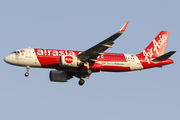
xmin=4 ymin=48 xmax=41 ymax=67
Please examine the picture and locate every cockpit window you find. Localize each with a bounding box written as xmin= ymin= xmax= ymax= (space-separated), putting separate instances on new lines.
xmin=11 ymin=51 xmax=16 ymax=54
xmin=11 ymin=51 xmax=20 ymax=54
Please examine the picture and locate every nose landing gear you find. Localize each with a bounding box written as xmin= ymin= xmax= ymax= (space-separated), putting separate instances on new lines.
xmin=78 ymin=79 xmax=85 ymax=86
xmin=25 ymin=66 xmax=30 ymax=77
xmin=25 ymin=72 xmax=29 ymax=77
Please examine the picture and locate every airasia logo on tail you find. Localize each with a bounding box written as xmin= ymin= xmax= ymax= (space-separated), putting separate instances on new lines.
xmin=64 ymin=56 xmax=73 ymax=63
xmin=143 ymin=32 xmax=168 ymax=64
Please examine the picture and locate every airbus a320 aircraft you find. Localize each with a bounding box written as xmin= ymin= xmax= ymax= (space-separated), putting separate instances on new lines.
xmin=4 ymin=22 xmax=176 ymax=86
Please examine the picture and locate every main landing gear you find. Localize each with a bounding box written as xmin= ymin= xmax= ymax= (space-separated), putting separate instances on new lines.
xmin=86 ymin=69 xmax=92 ymax=75
xmin=25 ymin=66 xmax=30 ymax=77
xmin=78 ymin=69 xmax=92 ymax=86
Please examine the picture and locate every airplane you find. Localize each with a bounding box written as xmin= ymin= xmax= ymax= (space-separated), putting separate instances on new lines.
xmin=4 ymin=21 xmax=176 ymax=86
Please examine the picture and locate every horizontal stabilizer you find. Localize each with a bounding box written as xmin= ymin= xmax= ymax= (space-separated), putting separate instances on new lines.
xmin=152 ymin=51 xmax=176 ymax=62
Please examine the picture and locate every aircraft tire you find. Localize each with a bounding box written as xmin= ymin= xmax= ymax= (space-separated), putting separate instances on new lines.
xmin=25 ymin=72 xmax=29 ymax=77
xmin=86 ymin=69 xmax=92 ymax=75
xmin=79 ymin=79 xmax=85 ymax=86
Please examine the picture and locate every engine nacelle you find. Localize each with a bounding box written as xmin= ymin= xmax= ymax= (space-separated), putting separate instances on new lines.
xmin=59 ymin=55 xmax=81 ymax=67
xmin=49 ymin=70 xmax=72 ymax=82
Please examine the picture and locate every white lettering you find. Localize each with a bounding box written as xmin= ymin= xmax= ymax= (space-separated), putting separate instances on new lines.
xmin=48 ymin=50 xmax=51 ymax=55
xmin=52 ymin=50 xmax=58 ymax=56
xmin=37 ymin=49 xmax=43 ymax=55
xmin=143 ymin=48 xmax=153 ymax=64
xmin=36 ymin=49 xmax=81 ymax=56
xmin=153 ymin=39 xmax=161 ymax=55
xmin=143 ymin=34 xmax=167 ymax=64
xmin=44 ymin=49 xmax=47 ymax=55
xmin=69 ymin=51 xmax=75 ymax=55
xmin=78 ymin=52 xmax=82 ymax=55
xmin=65 ymin=50 xmax=68 ymax=55
xmin=59 ymin=50 xmax=65 ymax=55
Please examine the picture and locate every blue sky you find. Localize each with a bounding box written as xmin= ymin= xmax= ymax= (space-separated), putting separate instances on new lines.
xmin=1 ymin=0 xmax=180 ymax=120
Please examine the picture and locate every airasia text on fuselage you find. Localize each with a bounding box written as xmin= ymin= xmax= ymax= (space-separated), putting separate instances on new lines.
xmin=36 ymin=49 xmax=82 ymax=56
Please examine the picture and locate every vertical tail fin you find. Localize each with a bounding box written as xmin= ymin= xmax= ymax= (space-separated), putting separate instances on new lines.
xmin=139 ymin=31 xmax=170 ymax=58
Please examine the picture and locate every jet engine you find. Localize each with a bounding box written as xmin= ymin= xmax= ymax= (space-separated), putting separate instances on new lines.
xmin=59 ymin=55 xmax=81 ymax=67
xmin=49 ymin=70 xmax=72 ymax=82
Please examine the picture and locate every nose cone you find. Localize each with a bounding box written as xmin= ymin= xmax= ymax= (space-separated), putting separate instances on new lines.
xmin=4 ymin=55 xmax=11 ymax=64
xmin=4 ymin=55 xmax=17 ymax=65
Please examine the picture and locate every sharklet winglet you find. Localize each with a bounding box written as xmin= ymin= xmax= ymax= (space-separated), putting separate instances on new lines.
xmin=119 ymin=21 xmax=129 ymax=33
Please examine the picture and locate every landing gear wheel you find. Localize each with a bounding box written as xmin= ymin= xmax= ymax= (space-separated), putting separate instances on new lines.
xmin=78 ymin=79 xmax=85 ymax=86
xmin=25 ymin=72 xmax=29 ymax=77
xmin=86 ymin=69 xmax=92 ymax=75
xmin=25 ymin=66 xmax=30 ymax=77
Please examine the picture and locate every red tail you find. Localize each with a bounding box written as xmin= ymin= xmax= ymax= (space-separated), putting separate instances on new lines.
xmin=139 ymin=31 xmax=169 ymax=58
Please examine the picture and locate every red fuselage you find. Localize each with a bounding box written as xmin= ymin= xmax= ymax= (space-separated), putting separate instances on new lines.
xmin=34 ymin=48 xmax=174 ymax=72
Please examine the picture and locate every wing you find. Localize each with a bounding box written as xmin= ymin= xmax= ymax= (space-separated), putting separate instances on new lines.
xmin=77 ymin=21 xmax=129 ymax=62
